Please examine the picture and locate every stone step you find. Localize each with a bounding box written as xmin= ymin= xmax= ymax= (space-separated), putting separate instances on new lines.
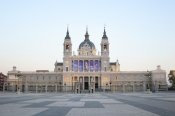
xmin=80 ymin=90 xmax=91 ymax=93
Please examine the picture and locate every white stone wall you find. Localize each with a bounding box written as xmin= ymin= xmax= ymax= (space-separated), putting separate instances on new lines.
xmin=8 ymin=74 xmax=18 ymax=80
xmin=23 ymin=73 xmax=62 ymax=82
xmin=117 ymin=72 xmax=147 ymax=81
xmin=152 ymin=66 xmax=167 ymax=85
xmin=7 ymin=63 xmax=168 ymax=92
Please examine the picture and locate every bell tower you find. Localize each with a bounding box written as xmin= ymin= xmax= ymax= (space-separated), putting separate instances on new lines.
xmin=101 ymin=27 xmax=110 ymax=72
xmin=63 ymin=27 xmax=72 ymax=87
xmin=63 ymin=27 xmax=72 ymax=56
xmin=101 ymin=27 xmax=109 ymax=57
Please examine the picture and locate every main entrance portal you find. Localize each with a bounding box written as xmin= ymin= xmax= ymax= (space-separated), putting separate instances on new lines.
xmin=84 ymin=77 xmax=89 ymax=90
xmin=84 ymin=82 xmax=89 ymax=90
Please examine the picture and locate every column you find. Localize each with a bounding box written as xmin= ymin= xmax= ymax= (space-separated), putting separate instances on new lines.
xmin=72 ymin=76 xmax=74 ymax=91
xmin=45 ymin=83 xmax=47 ymax=93
xmin=89 ymin=76 xmax=90 ymax=90
xmin=78 ymin=77 xmax=80 ymax=90
xmin=88 ymin=60 xmax=90 ymax=72
xmin=71 ymin=60 xmax=73 ymax=71
xmin=83 ymin=77 xmax=84 ymax=90
xmin=83 ymin=60 xmax=84 ymax=72
xmin=76 ymin=77 xmax=78 ymax=93
xmin=93 ymin=76 xmax=95 ymax=93
xmin=78 ymin=60 xmax=79 ymax=72
xmin=99 ymin=60 xmax=101 ymax=71
xmin=55 ymin=84 xmax=57 ymax=93
xmin=98 ymin=76 xmax=100 ymax=89
xmin=93 ymin=60 xmax=95 ymax=72
xmin=77 ymin=77 xmax=78 ymax=93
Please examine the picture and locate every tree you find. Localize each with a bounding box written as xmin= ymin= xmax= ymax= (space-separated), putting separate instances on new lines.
xmin=168 ymin=71 xmax=175 ymax=89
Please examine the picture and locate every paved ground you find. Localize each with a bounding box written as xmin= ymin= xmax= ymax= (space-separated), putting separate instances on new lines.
xmin=0 ymin=92 xmax=175 ymax=116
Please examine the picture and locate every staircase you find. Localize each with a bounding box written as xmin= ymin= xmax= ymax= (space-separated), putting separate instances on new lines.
xmin=80 ymin=90 xmax=90 ymax=93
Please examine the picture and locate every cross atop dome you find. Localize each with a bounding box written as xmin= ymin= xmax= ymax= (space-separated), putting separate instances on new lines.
xmin=85 ymin=26 xmax=89 ymax=40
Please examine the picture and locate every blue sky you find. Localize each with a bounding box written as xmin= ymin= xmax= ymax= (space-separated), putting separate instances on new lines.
xmin=0 ymin=0 xmax=175 ymax=74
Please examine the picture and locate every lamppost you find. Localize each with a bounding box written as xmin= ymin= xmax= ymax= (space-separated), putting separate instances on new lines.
xmin=106 ymin=83 xmax=108 ymax=92
xmin=144 ymin=70 xmax=152 ymax=92
xmin=72 ymin=75 xmax=73 ymax=92
xmin=64 ymin=82 xmax=66 ymax=93
xmin=16 ymin=71 xmax=22 ymax=94
xmin=109 ymin=81 xmax=112 ymax=92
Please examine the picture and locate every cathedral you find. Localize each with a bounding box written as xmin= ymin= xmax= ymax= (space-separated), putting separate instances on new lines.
xmin=7 ymin=28 xmax=168 ymax=93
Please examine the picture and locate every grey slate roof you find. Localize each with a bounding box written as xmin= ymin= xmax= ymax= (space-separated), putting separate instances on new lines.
xmin=79 ymin=39 xmax=95 ymax=49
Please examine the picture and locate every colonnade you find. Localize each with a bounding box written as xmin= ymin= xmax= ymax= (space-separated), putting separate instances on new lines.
xmin=25 ymin=83 xmax=62 ymax=93
xmin=103 ymin=81 xmax=147 ymax=92
xmin=6 ymin=79 xmax=160 ymax=93
xmin=72 ymin=76 xmax=98 ymax=93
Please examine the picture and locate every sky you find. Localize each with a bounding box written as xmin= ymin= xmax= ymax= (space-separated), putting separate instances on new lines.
xmin=0 ymin=0 xmax=175 ymax=75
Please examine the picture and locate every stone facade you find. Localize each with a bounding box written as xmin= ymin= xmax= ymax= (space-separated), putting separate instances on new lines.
xmin=7 ymin=28 xmax=168 ymax=93
xmin=0 ymin=72 xmax=7 ymax=91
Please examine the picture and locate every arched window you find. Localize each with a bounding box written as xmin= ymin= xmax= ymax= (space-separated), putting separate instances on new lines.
xmin=104 ymin=45 xmax=107 ymax=50
xmin=66 ymin=44 xmax=69 ymax=50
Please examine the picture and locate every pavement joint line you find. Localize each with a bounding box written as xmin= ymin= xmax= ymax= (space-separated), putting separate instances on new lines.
xmin=1 ymin=92 xmax=175 ymax=116
xmin=105 ymin=94 xmax=175 ymax=116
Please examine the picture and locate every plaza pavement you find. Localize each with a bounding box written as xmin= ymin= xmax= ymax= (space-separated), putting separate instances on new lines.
xmin=0 ymin=92 xmax=175 ymax=116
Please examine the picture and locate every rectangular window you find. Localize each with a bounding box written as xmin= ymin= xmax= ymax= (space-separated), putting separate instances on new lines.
xmin=99 ymin=60 xmax=101 ymax=71
xmin=95 ymin=60 xmax=98 ymax=72
xmin=90 ymin=60 xmax=94 ymax=72
xmin=73 ymin=60 xmax=78 ymax=72
xmin=66 ymin=67 xmax=68 ymax=71
xmin=72 ymin=60 xmax=73 ymax=71
xmin=79 ymin=60 xmax=83 ymax=72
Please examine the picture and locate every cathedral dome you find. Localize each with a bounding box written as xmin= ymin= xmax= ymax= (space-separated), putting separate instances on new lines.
xmin=79 ymin=39 xmax=95 ymax=49
xmin=79 ymin=29 xmax=95 ymax=49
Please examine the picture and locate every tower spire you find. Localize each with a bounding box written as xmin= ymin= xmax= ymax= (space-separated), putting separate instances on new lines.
xmin=65 ymin=26 xmax=70 ymax=39
xmin=102 ymin=26 xmax=108 ymax=39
